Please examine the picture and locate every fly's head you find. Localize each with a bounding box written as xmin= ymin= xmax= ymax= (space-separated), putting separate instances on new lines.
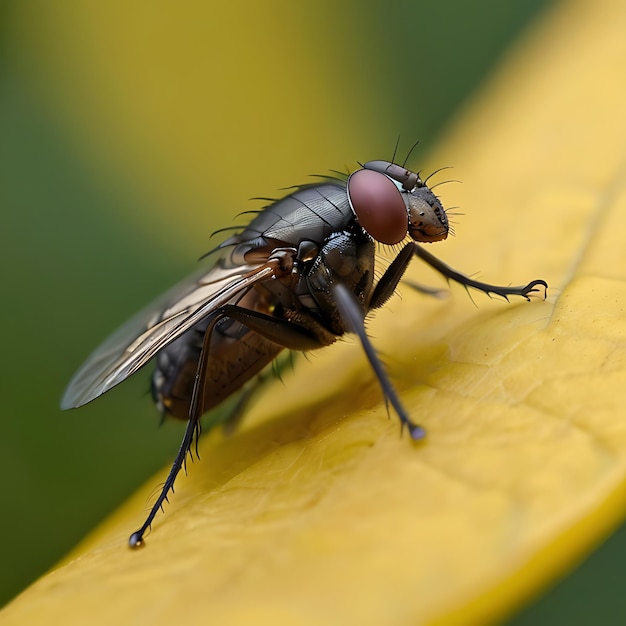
xmin=406 ymin=185 xmax=448 ymax=244
xmin=346 ymin=160 xmax=449 ymax=245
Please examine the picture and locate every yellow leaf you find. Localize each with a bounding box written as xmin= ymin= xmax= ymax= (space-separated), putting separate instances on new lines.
xmin=4 ymin=0 xmax=626 ymax=624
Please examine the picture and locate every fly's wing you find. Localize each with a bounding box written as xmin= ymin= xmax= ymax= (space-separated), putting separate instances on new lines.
xmin=61 ymin=262 xmax=278 ymax=409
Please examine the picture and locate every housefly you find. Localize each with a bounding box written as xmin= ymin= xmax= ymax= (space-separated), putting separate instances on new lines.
xmin=61 ymin=158 xmax=547 ymax=547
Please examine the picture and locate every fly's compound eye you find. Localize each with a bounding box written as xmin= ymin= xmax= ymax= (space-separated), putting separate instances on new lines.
xmin=347 ymin=169 xmax=409 ymax=245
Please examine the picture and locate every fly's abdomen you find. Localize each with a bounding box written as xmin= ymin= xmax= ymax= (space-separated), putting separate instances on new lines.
xmin=152 ymin=315 xmax=282 ymax=420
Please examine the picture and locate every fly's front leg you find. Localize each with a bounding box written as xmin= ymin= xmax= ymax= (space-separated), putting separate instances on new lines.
xmin=412 ymin=243 xmax=548 ymax=301
xmin=370 ymin=243 xmax=447 ymax=308
xmin=369 ymin=243 xmax=415 ymax=309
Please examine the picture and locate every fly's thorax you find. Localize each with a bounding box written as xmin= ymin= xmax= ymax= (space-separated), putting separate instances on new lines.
xmin=223 ymin=183 xmax=353 ymax=267
xmin=302 ymin=228 xmax=376 ymax=334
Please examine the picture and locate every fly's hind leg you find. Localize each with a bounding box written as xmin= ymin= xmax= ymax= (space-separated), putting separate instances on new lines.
xmin=128 ymin=412 xmax=201 ymax=548
xmin=128 ymin=303 xmax=319 ymax=547
xmin=128 ymin=310 xmax=224 ymax=548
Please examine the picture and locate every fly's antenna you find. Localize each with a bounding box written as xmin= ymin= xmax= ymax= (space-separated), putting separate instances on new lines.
xmin=402 ymin=139 xmax=420 ymax=167
xmin=423 ymin=166 xmax=454 ymax=186
xmin=391 ymin=135 xmax=401 ymax=164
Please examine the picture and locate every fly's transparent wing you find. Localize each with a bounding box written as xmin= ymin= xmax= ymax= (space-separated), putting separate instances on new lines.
xmin=61 ymin=262 xmax=277 ymax=409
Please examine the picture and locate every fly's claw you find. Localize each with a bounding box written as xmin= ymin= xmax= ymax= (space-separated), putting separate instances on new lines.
xmin=520 ymin=279 xmax=548 ymax=301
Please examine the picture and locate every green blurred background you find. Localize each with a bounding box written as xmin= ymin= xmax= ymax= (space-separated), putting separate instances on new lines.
xmin=3 ymin=1 xmax=625 ymax=622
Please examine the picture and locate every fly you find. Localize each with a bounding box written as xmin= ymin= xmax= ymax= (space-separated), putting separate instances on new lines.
xmin=61 ymin=157 xmax=548 ymax=547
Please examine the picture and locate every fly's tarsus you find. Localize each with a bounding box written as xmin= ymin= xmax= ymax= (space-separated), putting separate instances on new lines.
xmin=518 ymin=279 xmax=549 ymax=301
xmin=408 ymin=423 xmax=427 ymax=440
xmin=412 ymin=243 xmax=548 ymax=302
